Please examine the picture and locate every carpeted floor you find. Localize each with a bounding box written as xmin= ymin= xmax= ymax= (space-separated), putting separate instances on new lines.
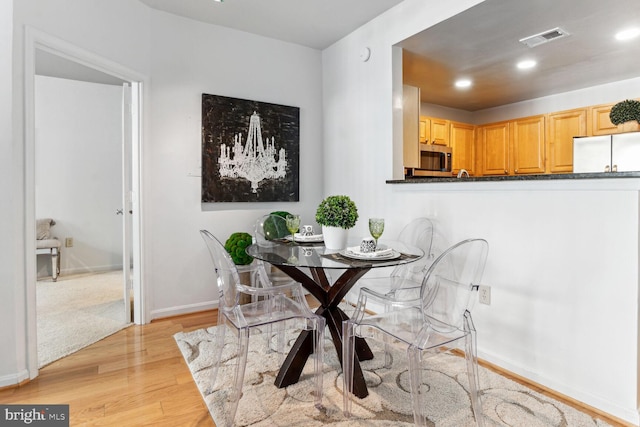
xmin=175 ymin=326 xmax=612 ymax=427
xmin=37 ymin=270 xmax=131 ymax=367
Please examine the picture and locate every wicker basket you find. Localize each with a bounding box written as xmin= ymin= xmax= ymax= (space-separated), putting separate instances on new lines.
xmin=618 ymin=121 xmax=640 ymax=133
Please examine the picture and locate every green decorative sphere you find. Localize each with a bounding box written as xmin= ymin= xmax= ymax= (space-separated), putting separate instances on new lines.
xmin=263 ymin=211 xmax=291 ymax=240
xmin=224 ymin=232 xmax=254 ymax=265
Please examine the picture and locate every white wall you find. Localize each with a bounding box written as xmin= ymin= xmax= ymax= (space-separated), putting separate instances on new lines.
xmin=35 ymin=76 xmax=123 ymax=276
xmin=5 ymin=0 xmax=324 ymax=386
xmin=0 ymin=0 xmax=22 ymax=388
xmin=323 ymin=0 xmax=639 ymax=424
xmin=145 ymin=11 xmax=324 ymax=319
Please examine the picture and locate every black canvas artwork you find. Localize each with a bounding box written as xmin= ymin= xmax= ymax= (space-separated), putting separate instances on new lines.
xmin=202 ymin=94 xmax=300 ymax=202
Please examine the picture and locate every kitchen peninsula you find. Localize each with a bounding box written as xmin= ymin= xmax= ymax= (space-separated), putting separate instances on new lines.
xmin=388 ymin=171 xmax=640 ymax=184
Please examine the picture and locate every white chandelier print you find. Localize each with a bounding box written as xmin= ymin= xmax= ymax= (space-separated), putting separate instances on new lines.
xmin=201 ymin=93 xmax=299 ymax=203
xmin=218 ymin=112 xmax=288 ymax=193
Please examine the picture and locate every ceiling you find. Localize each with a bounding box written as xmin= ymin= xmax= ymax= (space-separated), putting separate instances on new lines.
xmin=400 ymin=0 xmax=640 ymax=111
xmin=36 ymin=0 xmax=640 ymax=111
xmin=36 ymin=0 xmax=404 ymax=84
xmin=137 ymin=0 xmax=405 ymax=50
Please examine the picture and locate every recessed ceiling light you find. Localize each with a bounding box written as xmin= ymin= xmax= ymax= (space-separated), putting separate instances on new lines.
xmin=455 ymin=79 xmax=472 ymax=89
xmin=616 ymin=27 xmax=640 ymax=41
xmin=517 ymin=60 xmax=537 ymax=70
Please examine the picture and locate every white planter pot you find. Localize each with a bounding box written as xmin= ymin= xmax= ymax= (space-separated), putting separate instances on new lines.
xmin=322 ymin=225 xmax=349 ymax=250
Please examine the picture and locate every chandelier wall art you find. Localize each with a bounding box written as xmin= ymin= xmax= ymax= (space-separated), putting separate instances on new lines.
xmin=201 ymin=94 xmax=299 ymax=202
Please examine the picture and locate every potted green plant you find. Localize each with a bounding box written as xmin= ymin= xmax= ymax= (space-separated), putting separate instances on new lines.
xmin=609 ymin=99 xmax=640 ymax=133
xmin=315 ymin=195 xmax=358 ymax=249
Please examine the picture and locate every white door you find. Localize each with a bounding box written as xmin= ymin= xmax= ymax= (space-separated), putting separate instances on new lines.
xmin=122 ymin=83 xmax=133 ymax=322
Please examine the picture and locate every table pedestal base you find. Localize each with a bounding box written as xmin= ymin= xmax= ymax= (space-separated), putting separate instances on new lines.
xmin=272 ymin=265 xmax=374 ymax=398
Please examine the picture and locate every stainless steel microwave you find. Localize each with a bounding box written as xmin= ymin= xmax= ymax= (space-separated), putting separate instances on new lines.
xmin=409 ymin=145 xmax=452 ymax=177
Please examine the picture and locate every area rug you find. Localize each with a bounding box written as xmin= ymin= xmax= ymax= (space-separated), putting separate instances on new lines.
xmin=37 ymin=270 xmax=130 ymax=367
xmin=175 ymin=326 xmax=611 ymax=426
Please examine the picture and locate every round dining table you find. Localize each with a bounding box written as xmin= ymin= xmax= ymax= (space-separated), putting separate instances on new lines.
xmin=246 ymin=237 xmax=423 ymax=398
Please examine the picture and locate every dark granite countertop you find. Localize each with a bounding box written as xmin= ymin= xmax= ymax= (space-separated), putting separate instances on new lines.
xmin=387 ymin=171 xmax=640 ymax=184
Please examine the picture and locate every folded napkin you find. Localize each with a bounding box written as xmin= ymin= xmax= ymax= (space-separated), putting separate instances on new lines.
xmin=345 ymin=246 xmax=394 ymax=258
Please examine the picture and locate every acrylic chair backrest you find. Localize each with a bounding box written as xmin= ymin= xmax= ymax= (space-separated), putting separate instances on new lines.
xmin=200 ymin=230 xmax=242 ymax=311
xmin=390 ymin=218 xmax=435 ymax=282
xmin=255 ymin=214 xmax=289 ymax=247
xmin=419 ymin=238 xmax=489 ymax=330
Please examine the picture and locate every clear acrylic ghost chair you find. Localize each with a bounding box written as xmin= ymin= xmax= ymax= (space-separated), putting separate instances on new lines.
xmin=342 ymin=218 xmax=436 ymax=316
xmin=254 ymin=214 xmax=298 ymax=287
xmin=343 ymin=238 xmax=489 ymax=427
xmin=200 ymin=230 xmax=325 ymax=426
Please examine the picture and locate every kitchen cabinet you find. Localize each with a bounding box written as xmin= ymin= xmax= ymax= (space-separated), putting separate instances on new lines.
xmin=449 ymin=121 xmax=476 ymax=175
xmin=419 ymin=117 xmax=428 ymax=143
xmin=511 ymin=115 xmax=546 ymax=174
xmin=546 ymin=109 xmax=587 ymax=173
xmin=420 ymin=116 xmax=450 ymax=146
xmin=480 ymin=121 xmax=509 ymax=175
xmin=480 ymin=116 xmax=545 ymax=175
xmin=590 ymin=103 xmax=618 ymax=136
xmin=403 ymin=85 xmax=420 ymax=169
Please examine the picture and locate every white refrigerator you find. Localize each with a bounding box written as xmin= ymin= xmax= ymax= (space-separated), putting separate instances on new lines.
xmin=573 ymin=132 xmax=640 ymax=173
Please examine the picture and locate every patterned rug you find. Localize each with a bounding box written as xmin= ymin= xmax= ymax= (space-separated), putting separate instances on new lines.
xmin=174 ymin=326 xmax=611 ymax=426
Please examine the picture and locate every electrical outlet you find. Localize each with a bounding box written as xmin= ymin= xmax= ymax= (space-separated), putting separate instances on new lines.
xmin=65 ymin=237 xmax=74 ymax=248
xmin=479 ymin=285 xmax=491 ymax=305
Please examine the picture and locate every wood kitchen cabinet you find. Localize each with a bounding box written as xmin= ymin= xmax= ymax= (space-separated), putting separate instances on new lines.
xmin=480 ymin=115 xmax=545 ymax=175
xmin=449 ymin=121 xmax=476 ymax=175
xmin=590 ymin=103 xmax=618 ymax=136
xmin=511 ymin=115 xmax=545 ymax=174
xmin=546 ymin=108 xmax=587 ymax=173
xmin=480 ymin=121 xmax=509 ymax=175
xmin=420 ymin=116 xmax=450 ymax=146
xmin=419 ymin=117 xmax=428 ymax=143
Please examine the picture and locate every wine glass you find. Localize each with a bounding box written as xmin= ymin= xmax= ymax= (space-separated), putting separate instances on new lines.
xmin=286 ymin=214 xmax=301 ymax=243
xmin=369 ymin=218 xmax=385 ymax=247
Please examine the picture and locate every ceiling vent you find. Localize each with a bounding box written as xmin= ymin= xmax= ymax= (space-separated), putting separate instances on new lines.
xmin=519 ymin=27 xmax=570 ymax=48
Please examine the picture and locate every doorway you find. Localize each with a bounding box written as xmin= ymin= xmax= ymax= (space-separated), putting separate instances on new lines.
xmin=24 ymin=27 xmax=146 ymax=377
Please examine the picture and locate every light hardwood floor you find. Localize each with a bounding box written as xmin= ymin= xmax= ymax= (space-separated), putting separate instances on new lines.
xmin=0 ymin=311 xmax=216 ymax=426
xmin=0 ymin=309 xmax=630 ymax=426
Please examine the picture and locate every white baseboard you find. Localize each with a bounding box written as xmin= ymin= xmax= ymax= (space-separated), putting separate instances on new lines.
xmin=150 ymin=300 xmax=218 ymax=321
xmin=0 ymin=369 xmax=30 ymax=389
xmin=61 ymin=264 xmax=123 ymax=275
xmin=478 ymin=350 xmax=640 ymax=426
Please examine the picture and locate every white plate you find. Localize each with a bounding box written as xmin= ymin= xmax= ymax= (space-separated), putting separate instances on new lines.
xmin=340 ymin=247 xmax=400 ymax=260
xmin=287 ymin=233 xmax=324 ymax=242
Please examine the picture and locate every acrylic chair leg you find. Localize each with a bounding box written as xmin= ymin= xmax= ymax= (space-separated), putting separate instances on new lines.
xmin=465 ymin=325 xmax=484 ymax=427
xmin=273 ymin=296 xmax=286 ymax=365
xmin=342 ymin=320 xmax=356 ymax=417
xmin=226 ymin=328 xmax=250 ymax=427
xmin=408 ymin=345 xmax=428 ymax=426
xmin=312 ymin=317 xmax=325 ymax=409
xmin=209 ymin=316 xmax=227 ymax=392
xmin=383 ymin=340 xmax=393 ymax=369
